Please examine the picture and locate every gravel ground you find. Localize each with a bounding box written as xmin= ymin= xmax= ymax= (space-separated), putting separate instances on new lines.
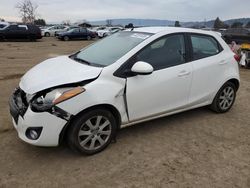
xmin=0 ymin=38 xmax=249 ymax=188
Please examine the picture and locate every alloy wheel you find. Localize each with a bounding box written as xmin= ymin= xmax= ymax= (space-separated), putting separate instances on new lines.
xmin=78 ymin=116 xmax=111 ymax=151
xmin=219 ymin=86 xmax=235 ymax=110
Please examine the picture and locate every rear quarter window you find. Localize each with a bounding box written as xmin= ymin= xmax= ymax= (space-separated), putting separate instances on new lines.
xmin=191 ymin=35 xmax=221 ymax=60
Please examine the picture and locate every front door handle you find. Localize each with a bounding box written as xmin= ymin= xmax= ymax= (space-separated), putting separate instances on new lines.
xmin=178 ymin=70 xmax=190 ymax=77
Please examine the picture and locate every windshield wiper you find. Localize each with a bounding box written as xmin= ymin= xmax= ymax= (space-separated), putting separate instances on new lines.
xmin=72 ymin=56 xmax=91 ymax=65
xmin=69 ymin=54 xmax=104 ymax=67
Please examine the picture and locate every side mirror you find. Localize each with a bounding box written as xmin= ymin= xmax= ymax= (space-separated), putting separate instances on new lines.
xmin=131 ymin=61 xmax=154 ymax=75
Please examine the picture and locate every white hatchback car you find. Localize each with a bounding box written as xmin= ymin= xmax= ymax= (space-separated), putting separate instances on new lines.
xmin=9 ymin=27 xmax=240 ymax=155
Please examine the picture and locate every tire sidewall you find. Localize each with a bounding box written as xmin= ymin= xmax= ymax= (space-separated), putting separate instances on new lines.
xmin=67 ymin=109 xmax=117 ymax=155
xmin=64 ymin=36 xmax=69 ymax=41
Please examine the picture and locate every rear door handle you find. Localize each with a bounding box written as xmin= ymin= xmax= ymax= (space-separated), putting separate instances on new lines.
xmin=219 ymin=60 xmax=227 ymax=65
xmin=178 ymin=70 xmax=190 ymax=77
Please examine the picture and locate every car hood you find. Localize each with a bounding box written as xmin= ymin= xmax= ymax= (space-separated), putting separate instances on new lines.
xmin=19 ymin=56 xmax=102 ymax=94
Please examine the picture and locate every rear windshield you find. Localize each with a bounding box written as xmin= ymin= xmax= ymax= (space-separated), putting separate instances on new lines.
xmin=74 ymin=31 xmax=152 ymax=66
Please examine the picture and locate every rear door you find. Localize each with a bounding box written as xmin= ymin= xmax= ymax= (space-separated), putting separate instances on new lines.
xmin=188 ymin=34 xmax=227 ymax=105
xmin=126 ymin=34 xmax=193 ymax=121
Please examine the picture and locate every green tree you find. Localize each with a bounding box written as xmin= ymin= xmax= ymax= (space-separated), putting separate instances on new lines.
xmin=174 ymin=21 xmax=181 ymax=27
xmin=125 ymin=23 xmax=134 ymax=28
xmin=214 ymin=17 xmax=225 ymax=29
xmin=34 ymin=18 xmax=46 ymax=26
xmin=231 ymin=22 xmax=243 ymax=28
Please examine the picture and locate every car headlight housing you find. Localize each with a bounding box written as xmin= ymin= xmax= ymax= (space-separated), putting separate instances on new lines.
xmin=31 ymin=87 xmax=85 ymax=112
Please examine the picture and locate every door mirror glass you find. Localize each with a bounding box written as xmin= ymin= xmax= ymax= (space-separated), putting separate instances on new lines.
xmin=131 ymin=61 xmax=154 ymax=75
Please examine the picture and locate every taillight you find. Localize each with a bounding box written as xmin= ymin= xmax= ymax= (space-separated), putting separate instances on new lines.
xmin=234 ymin=54 xmax=241 ymax=62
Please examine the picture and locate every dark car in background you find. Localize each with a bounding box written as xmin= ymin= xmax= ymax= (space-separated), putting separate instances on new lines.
xmin=0 ymin=24 xmax=42 ymax=41
xmin=55 ymin=26 xmax=80 ymax=37
xmin=222 ymin=28 xmax=250 ymax=44
xmin=57 ymin=28 xmax=97 ymax=41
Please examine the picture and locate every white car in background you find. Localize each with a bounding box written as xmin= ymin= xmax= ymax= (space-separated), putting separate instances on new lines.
xmin=97 ymin=27 xmax=123 ymax=38
xmin=9 ymin=27 xmax=240 ymax=155
xmin=41 ymin=25 xmax=68 ymax=37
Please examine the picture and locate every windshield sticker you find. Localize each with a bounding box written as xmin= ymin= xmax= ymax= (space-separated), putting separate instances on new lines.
xmin=131 ymin=33 xmax=150 ymax=40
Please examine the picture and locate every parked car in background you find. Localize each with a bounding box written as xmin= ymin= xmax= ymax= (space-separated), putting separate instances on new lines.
xmin=0 ymin=22 xmax=10 ymax=30
xmin=9 ymin=27 xmax=239 ymax=155
xmin=222 ymin=28 xmax=250 ymax=44
xmin=0 ymin=24 xmax=42 ymax=41
xmin=89 ymin=26 xmax=107 ymax=32
xmin=41 ymin=25 xmax=68 ymax=37
xmin=55 ymin=26 xmax=80 ymax=36
xmin=97 ymin=27 xmax=123 ymax=38
xmin=57 ymin=28 xmax=96 ymax=41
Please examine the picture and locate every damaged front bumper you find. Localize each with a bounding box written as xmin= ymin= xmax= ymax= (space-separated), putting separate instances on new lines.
xmin=9 ymin=88 xmax=69 ymax=146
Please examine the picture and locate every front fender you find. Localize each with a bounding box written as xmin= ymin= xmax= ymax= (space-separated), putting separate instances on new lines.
xmin=56 ymin=77 xmax=128 ymax=123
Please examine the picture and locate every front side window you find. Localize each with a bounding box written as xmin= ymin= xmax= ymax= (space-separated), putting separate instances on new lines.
xmin=135 ymin=34 xmax=186 ymax=70
xmin=191 ymin=35 xmax=220 ymax=60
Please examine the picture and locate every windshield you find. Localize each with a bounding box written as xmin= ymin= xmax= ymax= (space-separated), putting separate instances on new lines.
xmin=75 ymin=31 xmax=152 ymax=66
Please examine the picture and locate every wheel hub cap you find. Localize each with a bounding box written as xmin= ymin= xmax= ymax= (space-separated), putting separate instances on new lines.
xmin=78 ymin=116 xmax=111 ymax=151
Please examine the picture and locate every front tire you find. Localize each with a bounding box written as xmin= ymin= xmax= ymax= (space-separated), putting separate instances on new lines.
xmin=63 ymin=36 xmax=70 ymax=41
xmin=67 ymin=109 xmax=117 ymax=155
xmin=210 ymin=82 xmax=236 ymax=113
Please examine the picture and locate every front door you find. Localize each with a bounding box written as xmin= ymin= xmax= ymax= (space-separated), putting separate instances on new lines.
xmin=126 ymin=34 xmax=193 ymax=121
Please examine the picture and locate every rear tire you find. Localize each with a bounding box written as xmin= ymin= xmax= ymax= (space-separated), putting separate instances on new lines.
xmin=67 ymin=109 xmax=117 ymax=155
xmin=210 ymin=82 xmax=236 ymax=113
xmin=87 ymin=36 xmax=91 ymax=40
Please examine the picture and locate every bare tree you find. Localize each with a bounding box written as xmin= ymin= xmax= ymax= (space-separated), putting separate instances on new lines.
xmin=16 ymin=0 xmax=38 ymax=24
xmin=62 ymin=20 xmax=71 ymax=26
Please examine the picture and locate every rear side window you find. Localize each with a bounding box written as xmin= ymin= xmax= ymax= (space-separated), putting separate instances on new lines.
xmin=191 ymin=35 xmax=221 ymax=60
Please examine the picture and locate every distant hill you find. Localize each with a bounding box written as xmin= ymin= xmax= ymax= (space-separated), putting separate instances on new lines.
xmin=90 ymin=18 xmax=175 ymax=27
xmin=89 ymin=18 xmax=250 ymax=28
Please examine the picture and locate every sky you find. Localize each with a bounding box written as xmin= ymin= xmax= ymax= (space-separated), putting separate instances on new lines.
xmin=1 ymin=0 xmax=250 ymax=23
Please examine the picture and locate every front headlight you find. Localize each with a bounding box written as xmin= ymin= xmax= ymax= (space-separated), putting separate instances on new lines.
xmin=31 ymin=87 xmax=85 ymax=112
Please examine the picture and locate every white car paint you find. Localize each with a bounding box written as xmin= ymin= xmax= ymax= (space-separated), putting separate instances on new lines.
xmin=41 ymin=25 xmax=68 ymax=37
xmin=97 ymin=27 xmax=123 ymax=38
xmin=10 ymin=27 xmax=240 ymax=148
xmin=20 ymin=56 xmax=102 ymax=94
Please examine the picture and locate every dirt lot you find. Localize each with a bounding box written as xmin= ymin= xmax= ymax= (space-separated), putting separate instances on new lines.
xmin=0 ymin=38 xmax=250 ymax=188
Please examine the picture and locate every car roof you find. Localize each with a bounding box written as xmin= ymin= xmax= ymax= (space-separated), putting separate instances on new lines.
xmin=131 ymin=26 xmax=218 ymax=36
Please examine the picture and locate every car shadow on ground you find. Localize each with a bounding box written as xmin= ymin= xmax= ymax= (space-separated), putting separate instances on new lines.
xmin=5 ymin=106 xmax=212 ymax=159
